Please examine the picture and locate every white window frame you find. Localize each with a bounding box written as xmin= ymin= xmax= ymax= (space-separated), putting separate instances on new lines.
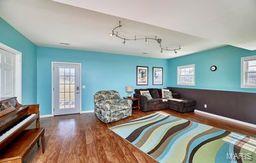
xmin=0 ymin=42 xmax=22 ymax=102
xmin=177 ymin=64 xmax=195 ymax=86
xmin=241 ymin=55 xmax=256 ymax=88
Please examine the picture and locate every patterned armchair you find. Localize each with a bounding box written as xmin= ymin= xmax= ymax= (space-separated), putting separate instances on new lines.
xmin=94 ymin=90 xmax=132 ymax=123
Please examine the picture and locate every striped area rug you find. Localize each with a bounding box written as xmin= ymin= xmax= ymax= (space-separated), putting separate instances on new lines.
xmin=110 ymin=112 xmax=256 ymax=163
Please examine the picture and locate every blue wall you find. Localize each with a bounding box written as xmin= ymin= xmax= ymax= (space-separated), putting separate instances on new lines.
xmin=0 ymin=18 xmax=37 ymax=103
xmin=2 ymin=17 xmax=256 ymax=116
xmin=37 ymin=47 xmax=168 ymax=115
xmin=167 ymin=46 xmax=256 ymax=93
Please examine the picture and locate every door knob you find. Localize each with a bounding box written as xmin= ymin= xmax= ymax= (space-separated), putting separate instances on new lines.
xmin=76 ymin=86 xmax=80 ymax=94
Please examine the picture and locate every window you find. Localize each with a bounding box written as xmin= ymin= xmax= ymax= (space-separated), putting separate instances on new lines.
xmin=59 ymin=67 xmax=76 ymax=109
xmin=177 ymin=64 xmax=195 ymax=86
xmin=241 ymin=56 xmax=256 ymax=88
xmin=0 ymin=43 xmax=22 ymax=101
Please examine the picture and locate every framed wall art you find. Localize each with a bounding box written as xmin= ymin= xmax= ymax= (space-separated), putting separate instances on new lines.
xmin=136 ymin=66 xmax=148 ymax=85
xmin=152 ymin=67 xmax=163 ymax=85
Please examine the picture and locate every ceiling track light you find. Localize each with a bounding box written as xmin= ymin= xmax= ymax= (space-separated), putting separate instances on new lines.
xmin=59 ymin=42 xmax=70 ymax=46
xmin=110 ymin=21 xmax=181 ymax=54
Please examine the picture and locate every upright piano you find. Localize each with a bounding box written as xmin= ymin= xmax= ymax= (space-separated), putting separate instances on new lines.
xmin=0 ymin=97 xmax=45 ymax=163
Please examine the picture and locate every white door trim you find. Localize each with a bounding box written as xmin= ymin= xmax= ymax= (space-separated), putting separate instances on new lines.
xmin=51 ymin=62 xmax=82 ymax=116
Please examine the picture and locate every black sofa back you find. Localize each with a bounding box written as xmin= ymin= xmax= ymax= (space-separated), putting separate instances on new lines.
xmin=134 ymin=88 xmax=180 ymax=99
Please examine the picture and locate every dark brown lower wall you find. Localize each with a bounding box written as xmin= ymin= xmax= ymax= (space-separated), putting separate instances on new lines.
xmin=168 ymin=87 xmax=256 ymax=124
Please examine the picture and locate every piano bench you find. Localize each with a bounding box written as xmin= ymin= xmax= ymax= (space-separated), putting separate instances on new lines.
xmin=0 ymin=128 xmax=45 ymax=163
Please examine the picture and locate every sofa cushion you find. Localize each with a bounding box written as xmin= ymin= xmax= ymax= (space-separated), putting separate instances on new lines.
xmin=147 ymin=98 xmax=167 ymax=104
xmin=140 ymin=90 xmax=152 ymax=100
xmin=146 ymin=98 xmax=169 ymax=111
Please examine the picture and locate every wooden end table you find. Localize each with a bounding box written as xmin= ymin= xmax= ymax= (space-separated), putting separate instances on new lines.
xmin=127 ymin=97 xmax=140 ymax=110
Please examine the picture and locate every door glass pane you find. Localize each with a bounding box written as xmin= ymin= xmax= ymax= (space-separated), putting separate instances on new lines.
xmin=59 ymin=67 xmax=76 ymax=109
xmin=64 ymin=68 xmax=70 ymax=75
xmin=60 ymin=84 xmax=64 ymax=93
xmin=70 ymin=76 xmax=75 ymax=84
xmin=59 ymin=68 xmax=64 ymax=76
xmin=70 ymin=68 xmax=75 ymax=76
xmin=70 ymin=85 xmax=75 ymax=92
xmin=60 ymin=77 xmax=65 ymax=84
xmin=66 ymin=76 xmax=71 ymax=84
xmin=64 ymin=85 xmax=69 ymax=92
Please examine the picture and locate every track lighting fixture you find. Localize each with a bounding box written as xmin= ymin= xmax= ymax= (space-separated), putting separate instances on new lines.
xmin=145 ymin=38 xmax=148 ymax=44
xmin=110 ymin=21 xmax=181 ymax=54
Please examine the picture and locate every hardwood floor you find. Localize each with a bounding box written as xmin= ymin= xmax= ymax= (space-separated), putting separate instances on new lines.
xmin=26 ymin=109 xmax=256 ymax=163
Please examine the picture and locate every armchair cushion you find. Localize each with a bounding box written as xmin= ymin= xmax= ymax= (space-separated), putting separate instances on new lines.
xmin=95 ymin=99 xmax=132 ymax=112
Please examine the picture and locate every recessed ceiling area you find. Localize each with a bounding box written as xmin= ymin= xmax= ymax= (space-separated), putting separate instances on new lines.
xmin=0 ymin=0 xmax=240 ymax=58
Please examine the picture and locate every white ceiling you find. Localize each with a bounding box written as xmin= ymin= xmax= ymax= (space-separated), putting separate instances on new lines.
xmin=2 ymin=0 xmax=249 ymax=58
xmin=54 ymin=0 xmax=256 ymax=51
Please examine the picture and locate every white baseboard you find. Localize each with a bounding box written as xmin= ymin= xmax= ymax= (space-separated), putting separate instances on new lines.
xmin=40 ymin=114 xmax=53 ymax=118
xmin=80 ymin=110 xmax=94 ymax=114
xmin=195 ymin=110 xmax=256 ymax=128
xmin=40 ymin=110 xmax=94 ymax=118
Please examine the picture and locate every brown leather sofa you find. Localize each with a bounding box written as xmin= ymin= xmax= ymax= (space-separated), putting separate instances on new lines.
xmin=134 ymin=88 xmax=196 ymax=113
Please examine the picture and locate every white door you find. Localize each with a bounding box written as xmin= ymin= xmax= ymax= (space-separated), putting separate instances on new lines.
xmin=52 ymin=62 xmax=81 ymax=115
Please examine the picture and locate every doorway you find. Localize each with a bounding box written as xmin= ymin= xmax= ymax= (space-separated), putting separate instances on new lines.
xmin=52 ymin=62 xmax=81 ymax=115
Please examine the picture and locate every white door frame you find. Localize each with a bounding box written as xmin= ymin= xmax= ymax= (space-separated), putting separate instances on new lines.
xmin=51 ymin=62 xmax=82 ymax=116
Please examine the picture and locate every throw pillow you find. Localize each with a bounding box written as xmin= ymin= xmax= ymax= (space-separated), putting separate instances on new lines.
xmin=162 ymin=89 xmax=173 ymax=100
xmin=140 ymin=90 xmax=153 ymax=100
xmin=149 ymin=89 xmax=160 ymax=98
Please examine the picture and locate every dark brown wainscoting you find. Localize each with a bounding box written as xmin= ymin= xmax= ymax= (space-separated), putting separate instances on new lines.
xmin=168 ymin=87 xmax=256 ymax=124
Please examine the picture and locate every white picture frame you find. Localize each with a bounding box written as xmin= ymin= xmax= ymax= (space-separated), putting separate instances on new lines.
xmin=153 ymin=67 xmax=163 ymax=85
xmin=136 ymin=66 xmax=148 ymax=85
